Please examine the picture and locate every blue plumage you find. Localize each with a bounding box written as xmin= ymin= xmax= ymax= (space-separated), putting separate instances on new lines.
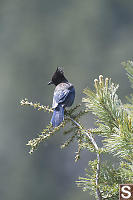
xmin=48 ymin=67 xmax=75 ymax=127
xmin=51 ymin=105 xmax=64 ymax=127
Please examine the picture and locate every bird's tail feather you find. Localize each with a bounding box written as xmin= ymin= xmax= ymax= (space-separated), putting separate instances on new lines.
xmin=51 ymin=105 xmax=64 ymax=127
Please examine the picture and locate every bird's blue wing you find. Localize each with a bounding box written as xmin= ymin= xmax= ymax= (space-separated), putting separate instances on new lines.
xmin=52 ymin=88 xmax=70 ymax=108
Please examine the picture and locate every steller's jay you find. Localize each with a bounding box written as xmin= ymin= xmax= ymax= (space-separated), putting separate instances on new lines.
xmin=48 ymin=67 xmax=75 ymax=127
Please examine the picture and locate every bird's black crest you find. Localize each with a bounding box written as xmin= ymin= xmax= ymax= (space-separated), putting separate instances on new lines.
xmin=48 ymin=66 xmax=68 ymax=86
xmin=56 ymin=67 xmax=64 ymax=74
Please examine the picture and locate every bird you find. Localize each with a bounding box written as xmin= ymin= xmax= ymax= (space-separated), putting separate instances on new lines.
xmin=48 ymin=67 xmax=75 ymax=127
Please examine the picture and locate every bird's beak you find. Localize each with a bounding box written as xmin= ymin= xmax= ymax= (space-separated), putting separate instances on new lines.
xmin=48 ymin=80 xmax=53 ymax=85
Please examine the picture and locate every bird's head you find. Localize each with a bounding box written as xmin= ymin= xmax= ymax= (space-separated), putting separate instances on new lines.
xmin=48 ymin=67 xmax=68 ymax=86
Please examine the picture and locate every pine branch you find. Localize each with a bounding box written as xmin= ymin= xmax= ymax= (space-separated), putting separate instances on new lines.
xmin=20 ymin=99 xmax=88 ymax=157
xmin=20 ymin=98 xmax=53 ymax=113
xmin=67 ymin=116 xmax=102 ymax=200
xmin=122 ymin=60 xmax=133 ymax=88
xmin=27 ymin=122 xmax=66 ymax=154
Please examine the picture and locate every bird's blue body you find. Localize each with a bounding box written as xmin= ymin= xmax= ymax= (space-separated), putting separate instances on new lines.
xmin=51 ymin=82 xmax=75 ymax=127
xmin=48 ymin=67 xmax=75 ymax=127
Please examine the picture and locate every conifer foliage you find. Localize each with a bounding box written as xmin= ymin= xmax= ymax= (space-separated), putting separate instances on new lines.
xmin=20 ymin=61 xmax=133 ymax=200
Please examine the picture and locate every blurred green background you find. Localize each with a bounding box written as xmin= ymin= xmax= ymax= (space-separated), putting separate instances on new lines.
xmin=1 ymin=1 xmax=133 ymax=200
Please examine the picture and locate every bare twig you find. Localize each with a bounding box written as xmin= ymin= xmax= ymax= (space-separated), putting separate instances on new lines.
xmin=67 ymin=116 xmax=102 ymax=200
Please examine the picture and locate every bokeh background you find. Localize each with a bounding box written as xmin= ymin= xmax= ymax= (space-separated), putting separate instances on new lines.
xmin=1 ymin=1 xmax=133 ymax=200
